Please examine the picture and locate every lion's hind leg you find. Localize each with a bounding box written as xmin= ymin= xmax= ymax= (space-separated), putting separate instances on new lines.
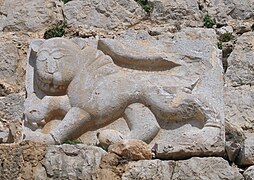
xmin=124 ymin=103 xmax=160 ymax=143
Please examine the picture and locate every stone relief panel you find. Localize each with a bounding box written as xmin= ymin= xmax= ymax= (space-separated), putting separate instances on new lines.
xmin=24 ymin=28 xmax=225 ymax=159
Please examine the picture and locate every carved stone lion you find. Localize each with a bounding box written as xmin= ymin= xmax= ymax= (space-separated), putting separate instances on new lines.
xmin=24 ymin=37 xmax=222 ymax=145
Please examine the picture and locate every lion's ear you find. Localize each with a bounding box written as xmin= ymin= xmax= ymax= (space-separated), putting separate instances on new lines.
xmin=30 ymin=39 xmax=45 ymax=52
xmin=72 ymin=38 xmax=87 ymax=49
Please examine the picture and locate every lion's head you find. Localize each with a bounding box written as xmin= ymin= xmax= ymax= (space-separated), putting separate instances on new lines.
xmin=31 ymin=38 xmax=83 ymax=95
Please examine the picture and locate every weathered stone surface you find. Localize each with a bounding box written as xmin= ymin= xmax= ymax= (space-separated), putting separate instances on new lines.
xmin=123 ymin=103 xmax=160 ymax=143
xmin=151 ymin=0 xmax=201 ymax=22
xmin=0 ymin=0 xmax=63 ymax=32
xmin=24 ymin=28 xmax=225 ymax=159
xmin=0 ymin=144 xmax=22 ymax=180
xmin=238 ymin=133 xmax=254 ymax=166
xmin=225 ymin=120 xmax=245 ymax=163
xmin=147 ymin=28 xmax=225 ymax=159
xmin=223 ymin=32 xmax=254 ymax=167
xmin=244 ymin=165 xmax=254 ymax=180
xmin=121 ymin=157 xmax=243 ymax=180
xmin=97 ymin=152 xmax=128 ymax=179
xmin=199 ymin=0 xmax=254 ymax=22
xmin=172 ymin=157 xmax=243 ymax=180
xmin=216 ymin=25 xmax=234 ymax=35
xmin=21 ymin=140 xmax=46 ymax=167
xmin=225 ymin=141 xmax=241 ymax=162
xmin=0 ymin=32 xmax=40 ymax=95
xmin=97 ymin=129 xmax=124 ymax=150
xmin=122 ymin=160 xmax=175 ymax=180
xmin=0 ymin=126 xmax=9 ymax=143
xmin=223 ymin=32 xmax=254 ymax=166
xmin=0 ymin=141 xmax=46 ymax=180
xmin=0 ymin=36 xmax=19 ymax=81
xmin=1 ymin=142 xmax=104 ymax=179
xmin=1 ymin=0 xmax=254 ymax=178
xmin=152 ymin=126 xmax=225 ymax=159
xmin=225 ymin=32 xmax=254 ymax=87
xmin=35 ymin=144 xmax=106 ymax=179
xmin=80 ymin=118 xmax=130 ymax=146
xmin=33 ymin=163 xmax=48 ymax=180
xmin=63 ymin=0 xmax=145 ymax=30
xmin=224 ymin=86 xmax=254 ymax=132
xmin=223 ymin=0 xmax=254 ymax=20
xmin=225 ymin=120 xmax=246 ymax=144
xmin=0 ymin=81 xmax=17 ymax=96
xmin=0 ymin=142 xmax=244 ymax=180
xmin=0 ymin=94 xmax=24 ymax=121
xmin=108 ymin=139 xmax=152 ymax=161
xmin=0 ymin=94 xmax=24 ymax=143
xmin=20 ymin=141 xmax=46 ymax=180
xmin=228 ymin=19 xmax=254 ymax=35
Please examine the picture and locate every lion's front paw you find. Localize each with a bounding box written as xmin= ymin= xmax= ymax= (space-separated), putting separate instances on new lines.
xmin=24 ymin=130 xmax=56 ymax=145
xmin=25 ymin=106 xmax=48 ymax=128
xmin=25 ymin=108 xmax=44 ymax=122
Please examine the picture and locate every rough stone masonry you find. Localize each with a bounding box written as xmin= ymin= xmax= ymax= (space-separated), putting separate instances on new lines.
xmin=1 ymin=0 xmax=254 ymax=179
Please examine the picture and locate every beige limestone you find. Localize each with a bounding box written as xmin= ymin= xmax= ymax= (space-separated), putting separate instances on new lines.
xmin=224 ymin=32 xmax=254 ymax=165
xmin=0 ymin=143 xmax=23 ymax=180
xmin=97 ymin=152 xmax=126 ymax=180
xmin=0 ymin=0 xmax=63 ymax=32
xmin=244 ymin=165 xmax=254 ymax=180
xmin=24 ymin=28 xmax=224 ymax=159
xmin=225 ymin=86 xmax=254 ymax=132
xmin=121 ymin=157 xmax=243 ymax=180
xmin=172 ymin=157 xmax=243 ymax=180
xmin=97 ymin=129 xmax=124 ymax=150
xmin=122 ymin=160 xmax=175 ymax=180
xmin=36 ymin=144 xmax=106 ymax=179
xmin=238 ymin=133 xmax=254 ymax=166
xmin=225 ymin=32 xmax=254 ymax=87
xmin=151 ymin=0 xmax=201 ymax=22
xmin=0 ymin=94 xmax=24 ymax=143
xmin=0 ymin=38 xmax=19 ymax=80
xmin=0 ymin=0 xmax=254 ymax=178
xmin=108 ymin=139 xmax=152 ymax=161
xmin=63 ymin=0 xmax=145 ymax=30
xmin=0 ymin=141 xmax=46 ymax=180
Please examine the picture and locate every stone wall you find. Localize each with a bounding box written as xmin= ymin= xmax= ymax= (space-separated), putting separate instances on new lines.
xmin=0 ymin=0 xmax=254 ymax=179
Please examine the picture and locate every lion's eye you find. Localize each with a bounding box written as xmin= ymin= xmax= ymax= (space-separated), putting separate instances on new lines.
xmin=37 ymin=51 xmax=48 ymax=61
xmin=37 ymin=55 xmax=47 ymax=61
xmin=52 ymin=52 xmax=64 ymax=59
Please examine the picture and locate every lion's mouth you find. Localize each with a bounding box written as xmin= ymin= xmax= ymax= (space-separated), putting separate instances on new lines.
xmin=36 ymin=77 xmax=67 ymax=93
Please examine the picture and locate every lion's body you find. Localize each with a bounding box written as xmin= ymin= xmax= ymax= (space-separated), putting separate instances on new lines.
xmin=67 ymin=50 xmax=203 ymax=127
xmin=24 ymin=38 xmax=218 ymax=144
